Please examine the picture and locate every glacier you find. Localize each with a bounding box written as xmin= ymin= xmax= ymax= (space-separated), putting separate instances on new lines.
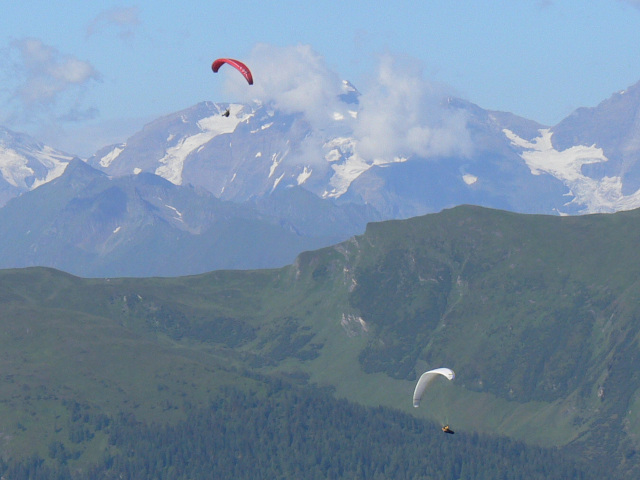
xmin=505 ymin=128 xmax=640 ymax=213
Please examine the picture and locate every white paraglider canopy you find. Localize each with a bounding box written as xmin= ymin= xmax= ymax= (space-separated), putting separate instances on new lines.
xmin=413 ymin=367 xmax=455 ymax=408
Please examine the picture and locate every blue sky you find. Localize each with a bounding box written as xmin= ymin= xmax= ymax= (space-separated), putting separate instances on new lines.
xmin=2 ymin=0 xmax=640 ymax=156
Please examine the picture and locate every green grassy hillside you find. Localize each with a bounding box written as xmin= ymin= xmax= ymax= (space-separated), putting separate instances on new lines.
xmin=3 ymin=205 xmax=640 ymax=476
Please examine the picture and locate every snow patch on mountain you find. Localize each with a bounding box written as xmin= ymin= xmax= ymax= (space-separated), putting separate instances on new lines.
xmin=505 ymin=128 xmax=607 ymax=180
xmin=272 ymin=173 xmax=285 ymax=192
xmin=297 ymin=166 xmax=312 ymax=185
xmin=31 ymin=147 xmax=72 ymax=188
xmin=0 ymin=146 xmax=34 ymax=188
xmin=322 ymin=136 xmax=407 ymax=198
xmin=155 ymin=106 xmax=252 ymax=184
xmin=324 ymin=156 xmax=370 ymax=198
xmin=323 ymin=137 xmax=361 ymax=198
xmin=505 ymin=128 xmax=640 ymax=213
xmin=251 ymin=122 xmax=273 ymax=133
xmin=462 ymin=173 xmax=478 ymax=185
xmin=269 ymin=151 xmax=289 ymax=178
xmin=0 ymin=143 xmax=73 ymax=190
xmin=165 ymin=204 xmax=183 ymax=222
xmin=99 ymin=145 xmax=124 ymax=168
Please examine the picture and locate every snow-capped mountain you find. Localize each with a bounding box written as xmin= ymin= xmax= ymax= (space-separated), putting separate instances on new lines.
xmin=86 ymin=86 xmax=369 ymax=204
xmin=6 ymin=79 xmax=640 ymax=219
xmin=4 ymin=79 xmax=640 ymax=276
xmin=0 ymin=127 xmax=75 ymax=206
xmin=542 ymin=80 xmax=640 ymax=212
xmin=88 ymin=101 xmax=319 ymax=202
xmin=83 ymin=80 xmax=640 ymax=218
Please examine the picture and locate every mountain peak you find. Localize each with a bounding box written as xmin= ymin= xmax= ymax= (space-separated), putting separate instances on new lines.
xmin=0 ymin=128 xmax=75 ymax=206
xmin=63 ymin=158 xmax=105 ymax=177
xmin=5 ymin=76 xmax=640 ymax=217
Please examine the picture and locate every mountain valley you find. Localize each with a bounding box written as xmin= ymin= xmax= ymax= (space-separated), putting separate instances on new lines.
xmin=2 ymin=205 xmax=640 ymax=476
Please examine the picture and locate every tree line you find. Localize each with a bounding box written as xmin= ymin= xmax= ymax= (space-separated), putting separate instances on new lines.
xmin=0 ymin=380 xmax=604 ymax=479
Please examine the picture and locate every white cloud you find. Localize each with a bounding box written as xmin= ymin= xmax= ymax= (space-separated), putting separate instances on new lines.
xmin=0 ymin=38 xmax=102 ymax=155
xmin=10 ymin=38 xmax=100 ymax=107
xmin=224 ymin=44 xmax=472 ymax=168
xmin=86 ymin=6 xmax=140 ymax=40
xmin=229 ymin=43 xmax=347 ymax=130
xmin=219 ymin=44 xmax=353 ymax=172
xmin=353 ymin=54 xmax=472 ymax=162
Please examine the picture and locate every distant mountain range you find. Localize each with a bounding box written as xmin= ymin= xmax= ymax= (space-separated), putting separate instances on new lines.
xmin=3 ymin=79 xmax=640 ymax=275
xmin=0 ymin=159 xmax=376 ymax=276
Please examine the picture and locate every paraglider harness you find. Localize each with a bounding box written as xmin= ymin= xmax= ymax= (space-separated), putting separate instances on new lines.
xmin=442 ymin=425 xmax=454 ymax=434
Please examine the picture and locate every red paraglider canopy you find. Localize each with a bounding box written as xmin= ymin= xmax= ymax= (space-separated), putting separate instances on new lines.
xmin=211 ymin=58 xmax=254 ymax=85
